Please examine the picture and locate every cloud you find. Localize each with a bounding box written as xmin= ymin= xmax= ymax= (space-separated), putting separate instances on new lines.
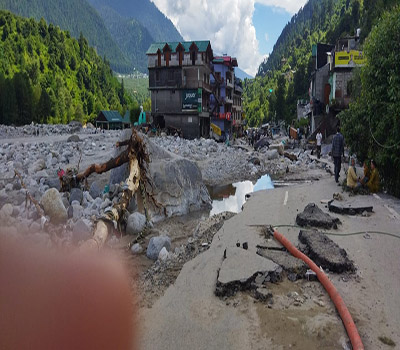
xmin=150 ymin=0 xmax=307 ymax=76
xmin=151 ymin=0 xmax=263 ymax=76
xmin=255 ymin=0 xmax=307 ymax=14
xmin=264 ymin=33 xmax=269 ymax=42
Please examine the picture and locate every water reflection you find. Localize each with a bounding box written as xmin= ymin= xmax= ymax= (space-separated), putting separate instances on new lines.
xmin=208 ymin=174 xmax=274 ymax=216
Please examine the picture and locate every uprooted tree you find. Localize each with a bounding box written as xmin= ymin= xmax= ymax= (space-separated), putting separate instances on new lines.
xmin=59 ymin=128 xmax=149 ymax=250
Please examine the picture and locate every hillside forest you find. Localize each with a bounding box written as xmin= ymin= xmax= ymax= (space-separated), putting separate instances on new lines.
xmin=244 ymin=0 xmax=398 ymax=128
xmin=0 ymin=10 xmax=133 ymax=125
xmin=0 ymin=0 xmax=183 ymax=73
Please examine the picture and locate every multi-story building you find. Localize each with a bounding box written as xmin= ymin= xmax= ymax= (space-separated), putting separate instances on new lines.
xmin=146 ymin=41 xmax=214 ymax=139
xmin=232 ymin=77 xmax=244 ymax=135
xmin=308 ymin=36 xmax=365 ymax=134
xmin=209 ymin=55 xmax=238 ymax=139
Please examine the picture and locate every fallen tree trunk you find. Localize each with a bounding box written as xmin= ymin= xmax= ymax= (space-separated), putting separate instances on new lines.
xmin=69 ymin=129 xmax=148 ymax=251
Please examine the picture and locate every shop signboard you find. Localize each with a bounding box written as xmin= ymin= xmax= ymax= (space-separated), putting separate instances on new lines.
xmin=182 ymin=89 xmax=199 ymax=110
xmin=335 ymin=50 xmax=366 ymax=67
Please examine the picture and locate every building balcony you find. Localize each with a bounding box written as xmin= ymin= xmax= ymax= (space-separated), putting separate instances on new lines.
xmin=226 ymin=79 xmax=234 ymax=89
xmin=183 ymin=78 xmax=212 ymax=92
xmin=234 ymin=85 xmax=243 ymax=93
xmin=225 ymin=96 xmax=233 ymax=104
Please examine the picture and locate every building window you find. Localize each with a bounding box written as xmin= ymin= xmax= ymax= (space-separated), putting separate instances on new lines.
xmin=178 ymin=50 xmax=183 ymax=66
xmin=157 ymin=51 xmax=161 ymax=67
xmin=164 ymin=51 xmax=170 ymax=67
xmin=191 ymin=51 xmax=196 ymax=65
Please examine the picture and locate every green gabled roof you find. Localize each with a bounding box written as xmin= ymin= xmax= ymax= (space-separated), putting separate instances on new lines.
xmin=122 ymin=111 xmax=131 ymax=124
xmin=100 ymin=110 xmax=122 ymax=123
xmin=146 ymin=40 xmax=211 ymax=55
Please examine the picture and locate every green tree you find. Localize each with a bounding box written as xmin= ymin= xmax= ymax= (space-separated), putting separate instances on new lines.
xmin=130 ymin=102 xmax=141 ymax=124
xmin=340 ymin=6 xmax=400 ymax=196
xmin=275 ymin=74 xmax=287 ymax=123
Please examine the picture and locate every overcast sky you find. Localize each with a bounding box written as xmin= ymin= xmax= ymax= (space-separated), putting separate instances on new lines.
xmin=151 ymin=0 xmax=308 ymax=76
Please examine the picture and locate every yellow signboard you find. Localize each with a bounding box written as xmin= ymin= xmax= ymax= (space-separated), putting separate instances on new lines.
xmin=211 ymin=123 xmax=221 ymax=136
xmin=335 ymin=50 xmax=366 ymax=67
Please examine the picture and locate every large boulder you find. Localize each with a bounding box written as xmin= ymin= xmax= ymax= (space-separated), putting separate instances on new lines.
xmin=126 ymin=212 xmax=146 ymax=235
xmin=67 ymin=134 xmax=81 ymax=142
xmin=40 ymin=188 xmax=68 ymax=224
xmin=89 ymin=181 xmax=102 ymax=199
xmin=109 ymin=131 xmax=211 ymax=221
xmin=147 ymin=158 xmax=211 ymax=219
xmin=69 ymin=188 xmax=83 ymax=204
xmin=146 ymin=236 xmax=171 ymax=260
xmin=29 ymin=158 xmax=46 ymax=174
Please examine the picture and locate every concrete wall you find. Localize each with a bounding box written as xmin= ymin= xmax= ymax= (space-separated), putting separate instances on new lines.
xmin=313 ymin=63 xmax=330 ymax=103
xmin=149 ymin=68 xmax=182 ymax=89
xmin=152 ymin=90 xmax=181 ymax=114
xmin=164 ymin=114 xmax=200 ymax=139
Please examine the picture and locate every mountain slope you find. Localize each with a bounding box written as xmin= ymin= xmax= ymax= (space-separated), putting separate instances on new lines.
xmin=95 ymin=5 xmax=154 ymax=73
xmin=0 ymin=0 xmax=132 ymax=73
xmin=0 ymin=10 xmax=131 ymax=125
xmin=87 ymin=0 xmax=183 ymax=42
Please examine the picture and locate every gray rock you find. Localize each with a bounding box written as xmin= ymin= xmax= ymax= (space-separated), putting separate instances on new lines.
xmin=100 ymin=199 xmax=111 ymax=210
xmin=67 ymin=205 xmax=73 ymax=219
xmin=147 ymin=158 xmax=211 ymax=218
xmin=46 ymin=177 xmax=61 ymax=191
xmin=72 ymin=219 xmax=92 ymax=243
xmin=72 ymin=204 xmax=84 ymax=221
xmin=215 ymin=248 xmax=281 ymax=297
xmin=158 ymin=247 xmax=170 ymax=261
xmin=146 ymin=236 xmax=171 ymax=260
xmin=126 ymin=212 xmax=146 ymax=235
xmin=40 ymin=188 xmax=68 ymax=224
xmin=265 ymin=149 xmax=279 ymax=160
xmin=89 ymin=181 xmax=102 ymax=199
xmin=67 ymin=134 xmax=81 ymax=142
xmin=69 ymin=188 xmax=83 ymax=204
xmin=127 ymin=196 xmax=137 ymax=213
xmin=29 ymin=158 xmax=46 ymax=173
xmin=130 ymin=243 xmax=143 ymax=254
xmin=1 ymin=203 xmax=13 ymax=217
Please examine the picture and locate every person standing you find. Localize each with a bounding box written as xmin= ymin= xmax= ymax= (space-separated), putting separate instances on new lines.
xmin=316 ymin=131 xmax=323 ymax=159
xmin=332 ymin=127 xmax=344 ymax=183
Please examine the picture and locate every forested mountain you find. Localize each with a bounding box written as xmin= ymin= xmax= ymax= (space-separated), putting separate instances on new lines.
xmin=0 ymin=0 xmax=132 ymax=73
xmin=95 ymin=5 xmax=154 ymax=73
xmin=0 ymin=10 xmax=132 ymax=125
xmin=87 ymin=0 xmax=183 ymax=43
xmin=243 ymin=0 xmax=398 ymax=128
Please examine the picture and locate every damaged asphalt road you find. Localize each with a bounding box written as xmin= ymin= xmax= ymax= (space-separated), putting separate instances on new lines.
xmin=139 ymin=177 xmax=400 ymax=350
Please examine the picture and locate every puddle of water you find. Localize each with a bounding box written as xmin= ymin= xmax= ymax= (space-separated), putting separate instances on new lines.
xmin=208 ymin=174 xmax=274 ymax=216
